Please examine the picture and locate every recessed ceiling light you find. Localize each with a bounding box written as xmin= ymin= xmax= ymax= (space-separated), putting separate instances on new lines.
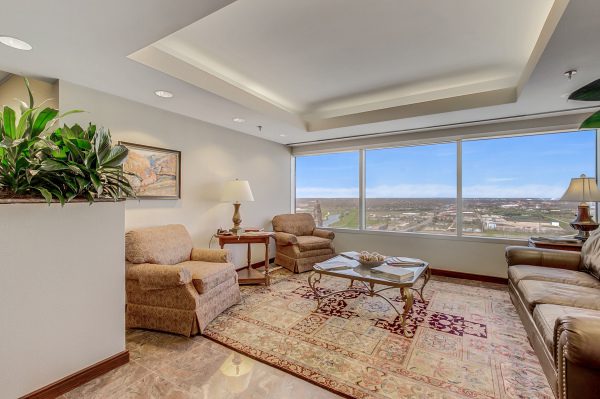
xmin=279 ymin=134 xmax=286 ymax=137
xmin=233 ymin=117 xmax=245 ymax=123
xmin=0 ymin=36 xmax=32 ymax=51
xmin=154 ymin=90 xmax=173 ymax=98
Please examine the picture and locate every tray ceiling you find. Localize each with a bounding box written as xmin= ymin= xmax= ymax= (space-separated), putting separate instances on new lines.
xmin=130 ymin=0 xmax=568 ymax=131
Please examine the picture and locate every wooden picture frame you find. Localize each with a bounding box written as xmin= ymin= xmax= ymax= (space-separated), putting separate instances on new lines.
xmin=119 ymin=142 xmax=181 ymax=199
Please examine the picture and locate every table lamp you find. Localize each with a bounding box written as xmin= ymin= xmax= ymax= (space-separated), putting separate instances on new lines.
xmin=221 ymin=179 xmax=254 ymax=233
xmin=559 ymin=174 xmax=600 ymax=240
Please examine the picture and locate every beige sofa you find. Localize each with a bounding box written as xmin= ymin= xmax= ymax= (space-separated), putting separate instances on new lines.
xmin=125 ymin=224 xmax=241 ymax=336
xmin=272 ymin=213 xmax=336 ymax=273
xmin=506 ymin=232 xmax=600 ymax=399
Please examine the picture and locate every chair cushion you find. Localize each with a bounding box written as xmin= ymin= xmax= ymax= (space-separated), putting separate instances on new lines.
xmin=296 ymin=235 xmax=333 ymax=251
xmin=533 ymin=304 xmax=600 ymax=355
xmin=517 ymin=280 xmax=600 ymax=312
xmin=272 ymin=213 xmax=315 ymax=236
xmin=126 ymin=224 xmax=192 ymax=265
xmin=582 ymin=229 xmax=600 ymax=279
xmin=509 ymin=265 xmax=600 ymax=289
xmin=180 ymin=261 xmax=238 ymax=294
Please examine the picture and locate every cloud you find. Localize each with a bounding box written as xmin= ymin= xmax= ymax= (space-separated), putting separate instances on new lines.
xmin=485 ymin=177 xmax=516 ymax=183
xmin=297 ymin=183 xmax=566 ymax=199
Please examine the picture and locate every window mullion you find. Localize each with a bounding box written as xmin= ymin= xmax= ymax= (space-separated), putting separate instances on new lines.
xmin=456 ymin=140 xmax=463 ymax=237
xmin=359 ymin=149 xmax=366 ymax=230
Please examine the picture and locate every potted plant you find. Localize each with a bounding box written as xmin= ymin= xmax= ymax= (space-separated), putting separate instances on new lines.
xmin=569 ymin=79 xmax=600 ymax=128
xmin=0 ymin=79 xmax=134 ymax=204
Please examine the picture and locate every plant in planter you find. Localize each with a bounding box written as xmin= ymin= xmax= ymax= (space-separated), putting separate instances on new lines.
xmin=0 ymin=79 xmax=134 ymax=204
xmin=569 ymin=79 xmax=600 ymax=128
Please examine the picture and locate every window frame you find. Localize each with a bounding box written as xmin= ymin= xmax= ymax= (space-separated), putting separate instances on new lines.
xmin=292 ymin=129 xmax=599 ymax=244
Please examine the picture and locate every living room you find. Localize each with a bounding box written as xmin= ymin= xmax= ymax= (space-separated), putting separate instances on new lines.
xmin=1 ymin=1 xmax=599 ymax=398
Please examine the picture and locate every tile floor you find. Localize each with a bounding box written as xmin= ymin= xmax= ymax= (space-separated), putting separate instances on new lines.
xmin=59 ymin=329 xmax=341 ymax=398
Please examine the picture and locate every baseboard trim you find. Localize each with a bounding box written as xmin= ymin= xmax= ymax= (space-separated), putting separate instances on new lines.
xmin=251 ymin=257 xmax=276 ymax=269
xmin=20 ymin=350 xmax=129 ymax=399
xmin=431 ymin=268 xmax=508 ymax=285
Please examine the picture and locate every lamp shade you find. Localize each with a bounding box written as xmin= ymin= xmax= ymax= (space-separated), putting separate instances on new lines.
xmin=560 ymin=174 xmax=600 ymax=202
xmin=221 ymin=179 xmax=255 ymax=202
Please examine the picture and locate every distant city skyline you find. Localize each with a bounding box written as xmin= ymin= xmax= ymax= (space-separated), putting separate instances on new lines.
xmin=296 ymin=130 xmax=596 ymax=199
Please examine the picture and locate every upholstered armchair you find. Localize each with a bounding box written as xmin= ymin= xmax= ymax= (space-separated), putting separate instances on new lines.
xmin=125 ymin=224 xmax=241 ymax=336
xmin=272 ymin=213 xmax=336 ymax=273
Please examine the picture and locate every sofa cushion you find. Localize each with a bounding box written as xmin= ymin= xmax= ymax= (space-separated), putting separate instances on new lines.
xmin=297 ymin=235 xmax=333 ymax=251
xmin=533 ymin=304 xmax=600 ymax=355
xmin=180 ymin=261 xmax=238 ymax=294
xmin=278 ymin=245 xmax=335 ymax=259
xmin=509 ymin=265 xmax=600 ymax=289
xmin=272 ymin=213 xmax=315 ymax=237
xmin=517 ymin=280 xmax=600 ymax=312
xmin=126 ymin=224 xmax=192 ymax=265
xmin=582 ymin=229 xmax=600 ymax=280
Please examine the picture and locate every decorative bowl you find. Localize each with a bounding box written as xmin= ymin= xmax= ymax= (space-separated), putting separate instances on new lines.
xmin=359 ymin=260 xmax=385 ymax=268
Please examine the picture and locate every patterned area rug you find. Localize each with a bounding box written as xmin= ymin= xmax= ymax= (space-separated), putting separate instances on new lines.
xmin=204 ymin=270 xmax=553 ymax=399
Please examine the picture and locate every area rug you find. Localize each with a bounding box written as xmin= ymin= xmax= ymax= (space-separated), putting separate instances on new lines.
xmin=204 ymin=270 xmax=553 ymax=399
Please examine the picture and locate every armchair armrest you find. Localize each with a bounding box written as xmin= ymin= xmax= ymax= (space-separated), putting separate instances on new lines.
xmin=126 ymin=263 xmax=192 ymax=290
xmin=555 ymin=315 xmax=600 ymax=370
xmin=313 ymin=228 xmax=335 ymax=239
xmin=505 ymin=246 xmax=581 ymax=270
xmin=191 ymin=248 xmax=230 ymax=263
xmin=274 ymin=232 xmax=298 ymax=246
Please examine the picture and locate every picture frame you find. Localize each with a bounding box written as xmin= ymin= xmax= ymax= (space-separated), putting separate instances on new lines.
xmin=119 ymin=142 xmax=181 ymax=199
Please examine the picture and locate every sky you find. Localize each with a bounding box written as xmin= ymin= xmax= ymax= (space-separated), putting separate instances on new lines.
xmin=295 ymin=130 xmax=596 ymax=198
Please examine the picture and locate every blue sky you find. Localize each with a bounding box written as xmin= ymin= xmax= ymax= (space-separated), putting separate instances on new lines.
xmin=296 ymin=130 xmax=596 ymax=198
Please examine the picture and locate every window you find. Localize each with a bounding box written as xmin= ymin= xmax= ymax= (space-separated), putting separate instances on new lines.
xmin=295 ymin=152 xmax=360 ymax=229
xmin=293 ymin=129 xmax=598 ymax=240
xmin=462 ymin=130 xmax=597 ymax=238
xmin=366 ymin=143 xmax=456 ymax=234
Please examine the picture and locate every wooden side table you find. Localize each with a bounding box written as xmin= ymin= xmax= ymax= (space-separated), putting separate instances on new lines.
xmin=217 ymin=232 xmax=274 ymax=286
xmin=528 ymin=237 xmax=583 ymax=252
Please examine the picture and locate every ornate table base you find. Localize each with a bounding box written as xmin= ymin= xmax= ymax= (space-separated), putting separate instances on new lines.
xmin=308 ymin=267 xmax=431 ymax=338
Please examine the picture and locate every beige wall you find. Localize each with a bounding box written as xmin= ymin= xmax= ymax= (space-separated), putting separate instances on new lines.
xmin=0 ymin=74 xmax=58 ymax=109
xmin=0 ymin=202 xmax=125 ymax=398
xmin=58 ymin=81 xmax=292 ymax=267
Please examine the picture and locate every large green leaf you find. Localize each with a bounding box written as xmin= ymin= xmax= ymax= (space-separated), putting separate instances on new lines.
xmin=40 ymin=159 xmax=69 ymax=171
xmin=36 ymin=187 xmax=52 ymax=204
xmin=94 ymin=127 xmax=111 ymax=162
xmin=24 ymin=77 xmax=34 ymax=108
xmin=16 ymin=108 xmax=34 ymax=138
xmin=100 ymin=146 xmax=128 ymax=167
xmin=3 ymin=107 xmax=16 ymax=139
xmin=31 ymin=108 xmax=59 ymax=136
xmin=580 ymin=110 xmax=600 ymax=128
xmin=569 ymin=79 xmax=600 ymax=101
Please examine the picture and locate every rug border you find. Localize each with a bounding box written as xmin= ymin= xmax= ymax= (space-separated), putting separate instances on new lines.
xmin=203 ymin=333 xmax=358 ymax=399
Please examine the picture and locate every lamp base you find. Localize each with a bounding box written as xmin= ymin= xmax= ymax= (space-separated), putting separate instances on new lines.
xmin=570 ymin=203 xmax=599 ymax=241
xmin=230 ymin=202 xmax=242 ymax=234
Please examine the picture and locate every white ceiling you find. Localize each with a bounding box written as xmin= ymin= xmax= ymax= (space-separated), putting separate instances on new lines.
xmin=148 ymin=0 xmax=555 ymax=117
xmin=0 ymin=0 xmax=599 ymax=145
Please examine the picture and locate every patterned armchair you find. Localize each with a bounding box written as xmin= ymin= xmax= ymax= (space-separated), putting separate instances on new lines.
xmin=125 ymin=224 xmax=240 ymax=336
xmin=272 ymin=213 xmax=336 ymax=273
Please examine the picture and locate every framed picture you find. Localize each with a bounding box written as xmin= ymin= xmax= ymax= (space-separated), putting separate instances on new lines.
xmin=120 ymin=142 xmax=181 ymax=199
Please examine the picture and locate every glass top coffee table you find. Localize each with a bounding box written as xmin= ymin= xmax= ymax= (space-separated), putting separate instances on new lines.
xmin=308 ymin=255 xmax=431 ymax=337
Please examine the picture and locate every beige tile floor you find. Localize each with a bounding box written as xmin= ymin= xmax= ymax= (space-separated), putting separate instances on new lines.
xmin=59 ymin=329 xmax=341 ymax=399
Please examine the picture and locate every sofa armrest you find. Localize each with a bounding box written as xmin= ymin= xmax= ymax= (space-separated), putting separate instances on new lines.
xmin=126 ymin=263 xmax=192 ymax=290
xmin=555 ymin=315 xmax=600 ymax=398
xmin=313 ymin=228 xmax=335 ymax=239
xmin=505 ymin=246 xmax=581 ymax=270
xmin=274 ymin=232 xmax=298 ymax=246
xmin=191 ymin=248 xmax=230 ymax=263
xmin=555 ymin=315 xmax=600 ymax=369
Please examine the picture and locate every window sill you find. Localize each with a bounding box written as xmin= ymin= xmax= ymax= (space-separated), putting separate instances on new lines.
xmin=324 ymin=227 xmax=528 ymax=246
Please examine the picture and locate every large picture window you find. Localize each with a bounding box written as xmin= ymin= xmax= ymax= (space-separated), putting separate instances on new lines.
xmin=294 ymin=129 xmax=597 ymax=239
xmin=462 ymin=130 xmax=596 ymax=238
xmin=295 ymin=152 xmax=360 ymax=229
xmin=366 ymin=143 xmax=456 ymax=234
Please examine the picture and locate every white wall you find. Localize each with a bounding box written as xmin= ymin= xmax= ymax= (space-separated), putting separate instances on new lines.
xmin=332 ymin=231 xmax=520 ymax=278
xmin=59 ymin=81 xmax=292 ymax=267
xmin=0 ymin=202 xmax=125 ymax=398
